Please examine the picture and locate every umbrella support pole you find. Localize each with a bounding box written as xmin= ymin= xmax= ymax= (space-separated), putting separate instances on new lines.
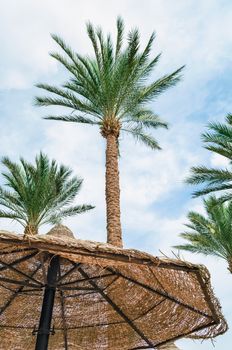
xmin=35 ymin=255 xmax=60 ymax=350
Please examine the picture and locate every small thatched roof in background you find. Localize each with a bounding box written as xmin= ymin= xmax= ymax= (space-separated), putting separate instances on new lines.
xmin=0 ymin=228 xmax=227 ymax=349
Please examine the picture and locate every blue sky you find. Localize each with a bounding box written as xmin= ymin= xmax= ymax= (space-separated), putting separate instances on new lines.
xmin=0 ymin=1 xmax=232 ymax=349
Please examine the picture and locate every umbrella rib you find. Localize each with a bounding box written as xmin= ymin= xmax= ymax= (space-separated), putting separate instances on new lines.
xmin=67 ymin=320 xmax=126 ymax=330
xmin=64 ymin=276 xmax=120 ymax=298
xmin=58 ymin=272 xmax=114 ymax=287
xmin=0 ymin=282 xmax=16 ymax=293
xmin=0 ymin=250 xmax=39 ymax=272
xmin=0 ymin=247 xmax=35 ymax=256
xmin=64 ymin=291 xmax=98 ymax=298
xmin=19 ymin=289 xmax=42 ymax=295
xmin=59 ymin=290 xmax=68 ymax=350
xmin=78 ymin=266 xmax=155 ymax=349
xmin=132 ymin=298 xmax=166 ymax=322
xmin=0 ymin=276 xmax=41 ymax=288
xmin=131 ymin=319 xmax=216 ymax=350
xmin=108 ymin=268 xmax=213 ymax=319
xmin=57 ymin=263 xmax=82 ymax=283
xmin=59 ymin=286 xmax=96 ymax=291
xmin=103 ymin=275 xmax=120 ymax=291
xmin=0 ymin=325 xmax=34 ymax=329
xmin=0 ymin=263 xmax=43 ymax=316
xmin=148 ymin=266 xmax=166 ymax=290
xmin=0 ymin=258 xmax=43 ymax=287
xmin=195 ymin=271 xmax=220 ymax=323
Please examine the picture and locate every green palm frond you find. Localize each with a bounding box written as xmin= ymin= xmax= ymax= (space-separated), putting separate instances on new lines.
xmin=115 ymin=16 xmax=124 ymax=59
xmin=187 ymin=114 xmax=232 ymax=200
xmin=202 ymin=123 xmax=232 ymax=160
xmin=122 ymin=126 xmax=161 ymax=150
xmin=204 ymin=145 xmax=232 ymax=160
xmin=0 ymin=209 xmax=24 ymax=221
xmin=203 ymin=121 xmax=232 ymax=141
xmin=137 ymin=66 xmax=184 ymax=104
xmin=192 ymin=186 xmax=232 ymax=198
xmin=125 ymin=109 xmax=168 ymax=129
xmin=0 ymin=153 xmax=94 ymax=234
xmin=48 ymin=204 xmax=94 ymax=225
xmin=35 ymin=17 xmax=184 ymax=150
xmin=187 ymin=166 xmax=232 ymax=185
xmin=226 ymin=113 xmax=232 ymax=125
xmin=51 ymin=34 xmax=78 ymax=65
xmin=174 ymin=196 xmax=232 ymax=267
xmin=44 ymin=115 xmax=101 ymax=125
xmin=86 ymin=22 xmax=102 ymax=68
xmin=138 ymin=32 xmax=156 ymax=68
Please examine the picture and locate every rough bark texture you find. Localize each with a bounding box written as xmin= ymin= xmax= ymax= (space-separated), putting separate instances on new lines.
xmin=105 ymin=133 xmax=122 ymax=247
xmin=158 ymin=342 xmax=181 ymax=349
xmin=24 ymin=224 xmax=38 ymax=236
xmin=228 ymin=258 xmax=232 ymax=273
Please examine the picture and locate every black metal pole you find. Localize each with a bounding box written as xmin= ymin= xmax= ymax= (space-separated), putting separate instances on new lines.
xmin=35 ymin=255 xmax=59 ymax=350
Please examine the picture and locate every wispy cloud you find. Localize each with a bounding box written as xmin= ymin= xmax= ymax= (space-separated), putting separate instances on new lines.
xmin=0 ymin=1 xmax=232 ymax=348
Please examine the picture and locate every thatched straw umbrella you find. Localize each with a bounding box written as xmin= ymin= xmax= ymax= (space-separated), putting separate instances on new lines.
xmin=0 ymin=226 xmax=227 ymax=349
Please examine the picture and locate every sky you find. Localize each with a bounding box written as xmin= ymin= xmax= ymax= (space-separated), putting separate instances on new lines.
xmin=0 ymin=0 xmax=232 ymax=349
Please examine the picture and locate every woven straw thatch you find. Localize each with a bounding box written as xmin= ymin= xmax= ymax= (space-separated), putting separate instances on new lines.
xmin=0 ymin=227 xmax=227 ymax=349
xmin=158 ymin=342 xmax=180 ymax=350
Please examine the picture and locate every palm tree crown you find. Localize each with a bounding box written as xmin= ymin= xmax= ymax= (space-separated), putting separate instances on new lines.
xmin=35 ymin=17 xmax=183 ymax=147
xmin=174 ymin=196 xmax=232 ymax=273
xmin=35 ymin=17 xmax=184 ymax=247
xmin=186 ymin=114 xmax=232 ymax=201
xmin=0 ymin=153 xmax=94 ymax=235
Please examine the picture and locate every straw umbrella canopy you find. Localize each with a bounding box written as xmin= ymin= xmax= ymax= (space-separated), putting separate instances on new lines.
xmin=0 ymin=226 xmax=227 ymax=349
xmin=158 ymin=342 xmax=181 ymax=350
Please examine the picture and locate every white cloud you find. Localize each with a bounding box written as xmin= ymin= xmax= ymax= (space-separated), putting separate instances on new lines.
xmin=1 ymin=0 xmax=232 ymax=94
xmin=1 ymin=1 xmax=232 ymax=349
xmin=210 ymin=153 xmax=230 ymax=167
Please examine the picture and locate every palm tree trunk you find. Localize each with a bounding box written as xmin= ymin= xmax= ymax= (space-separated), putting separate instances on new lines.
xmin=105 ymin=134 xmax=122 ymax=247
xmin=24 ymin=224 xmax=38 ymax=236
xmin=228 ymin=258 xmax=232 ymax=273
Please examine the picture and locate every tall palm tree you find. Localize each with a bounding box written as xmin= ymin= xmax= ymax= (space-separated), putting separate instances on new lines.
xmin=0 ymin=153 xmax=94 ymax=235
xmin=35 ymin=17 xmax=184 ymax=247
xmin=174 ymin=196 xmax=232 ymax=273
xmin=187 ymin=113 xmax=232 ymax=202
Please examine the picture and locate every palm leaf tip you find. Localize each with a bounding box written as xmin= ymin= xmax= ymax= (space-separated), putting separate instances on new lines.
xmin=78 ymin=204 xmax=95 ymax=212
xmin=173 ymin=244 xmax=203 ymax=254
xmin=116 ymin=16 xmax=124 ymax=38
xmin=226 ymin=113 xmax=232 ymax=124
xmin=51 ymin=33 xmax=58 ymax=41
xmin=167 ymin=65 xmax=185 ymax=85
xmin=43 ymin=115 xmax=99 ymax=125
xmin=115 ymin=16 xmax=124 ymax=57
xmin=173 ymin=244 xmax=191 ymax=250
xmin=34 ymin=96 xmax=47 ymax=107
xmin=51 ymin=33 xmax=65 ymax=49
xmin=136 ymin=132 xmax=161 ymax=150
xmin=116 ymin=15 xmax=124 ymax=28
